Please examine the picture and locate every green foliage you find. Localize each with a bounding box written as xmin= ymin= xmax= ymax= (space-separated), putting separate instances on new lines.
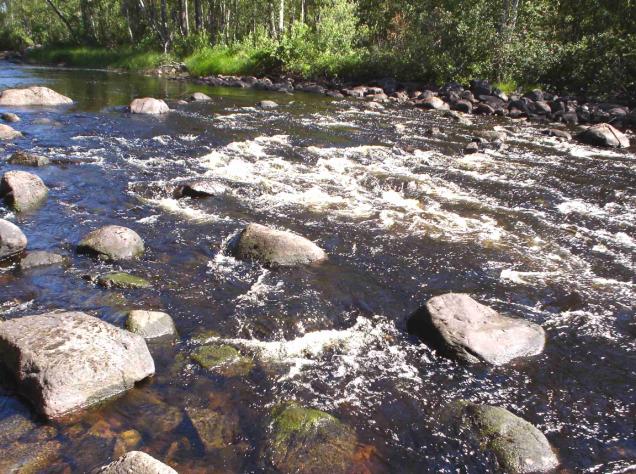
xmin=185 ymin=45 xmax=268 ymax=77
xmin=274 ymin=0 xmax=364 ymax=78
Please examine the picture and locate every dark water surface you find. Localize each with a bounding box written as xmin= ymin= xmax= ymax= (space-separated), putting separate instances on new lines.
xmin=0 ymin=62 xmax=635 ymax=473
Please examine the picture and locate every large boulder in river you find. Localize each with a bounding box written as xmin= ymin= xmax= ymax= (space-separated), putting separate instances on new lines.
xmin=264 ymin=403 xmax=357 ymax=474
xmin=126 ymin=310 xmax=176 ymax=339
xmin=0 ymin=219 xmax=27 ymax=260
xmin=0 ymin=311 xmax=155 ymax=418
xmin=577 ymin=123 xmax=630 ymax=148
xmin=94 ymin=451 xmax=177 ymax=474
xmin=129 ymin=97 xmax=169 ymax=115
xmin=0 ymin=86 xmax=72 ymax=106
xmin=258 ymin=100 xmax=279 ymax=109
xmin=78 ymin=225 xmax=145 ymax=261
xmin=230 ymin=223 xmax=327 ymax=267
xmin=447 ymin=401 xmax=559 ymax=473
xmin=407 ymin=293 xmax=545 ymax=365
xmin=0 ymin=123 xmax=22 ymax=140
xmin=0 ymin=170 xmax=49 ymax=212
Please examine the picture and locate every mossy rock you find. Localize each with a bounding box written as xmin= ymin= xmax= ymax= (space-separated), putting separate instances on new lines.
xmin=185 ymin=405 xmax=239 ymax=451
xmin=190 ymin=344 xmax=253 ymax=377
xmin=447 ymin=401 xmax=559 ymax=473
xmin=265 ymin=403 xmax=357 ymax=474
xmin=190 ymin=329 xmax=220 ymax=343
xmin=97 ymin=272 xmax=151 ymax=289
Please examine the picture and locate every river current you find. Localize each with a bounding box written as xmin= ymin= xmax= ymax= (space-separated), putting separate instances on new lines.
xmin=0 ymin=62 xmax=634 ymax=473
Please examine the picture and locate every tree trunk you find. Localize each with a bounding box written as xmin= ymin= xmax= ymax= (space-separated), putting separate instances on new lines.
xmin=194 ymin=0 xmax=203 ymax=32
xmin=278 ymin=0 xmax=284 ymax=36
xmin=180 ymin=0 xmax=190 ymax=36
xmin=45 ymin=0 xmax=79 ymax=41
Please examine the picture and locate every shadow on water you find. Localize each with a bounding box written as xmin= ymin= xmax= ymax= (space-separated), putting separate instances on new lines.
xmin=1 ymin=60 xmax=635 ymax=472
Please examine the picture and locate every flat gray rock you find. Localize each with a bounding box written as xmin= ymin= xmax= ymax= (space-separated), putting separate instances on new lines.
xmin=95 ymin=451 xmax=177 ymax=474
xmin=126 ymin=310 xmax=176 ymax=339
xmin=0 ymin=86 xmax=72 ymax=106
xmin=0 ymin=219 xmax=27 ymax=260
xmin=408 ymin=293 xmax=545 ymax=365
xmin=0 ymin=123 xmax=22 ymax=140
xmin=0 ymin=170 xmax=49 ymax=212
xmin=448 ymin=401 xmax=559 ymax=473
xmin=0 ymin=311 xmax=155 ymax=418
xmin=130 ymin=97 xmax=169 ymax=114
xmin=78 ymin=225 xmax=144 ymax=261
xmin=189 ymin=92 xmax=212 ymax=101
xmin=19 ymin=251 xmax=65 ymax=269
xmin=231 ymin=223 xmax=327 ymax=267
xmin=258 ymin=100 xmax=278 ymax=109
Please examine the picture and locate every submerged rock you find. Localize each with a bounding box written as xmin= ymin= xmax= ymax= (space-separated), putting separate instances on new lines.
xmin=185 ymin=405 xmax=239 ymax=450
xmin=542 ymin=129 xmax=572 ymax=140
xmin=0 ymin=219 xmax=27 ymax=260
xmin=407 ymin=293 xmax=545 ymax=365
xmin=8 ymin=151 xmax=50 ymax=167
xmin=78 ymin=225 xmax=145 ymax=261
xmin=126 ymin=310 xmax=176 ymax=339
xmin=19 ymin=250 xmax=65 ymax=269
xmin=0 ymin=311 xmax=154 ymax=418
xmin=0 ymin=170 xmax=49 ymax=212
xmin=189 ymin=92 xmax=212 ymax=101
xmin=95 ymin=451 xmax=177 ymax=474
xmin=129 ymin=97 xmax=169 ymax=114
xmin=258 ymin=100 xmax=279 ymax=109
xmin=98 ymin=272 xmax=152 ymax=289
xmin=0 ymin=123 xmax=22 ymax=140
xmin=191 ymin=343 xmax=253 ymax=377
xmin=577 ymin=123 xmax=630 ymax=148
xmin=0 ymin=440 xmax=61 ymax=473
xmin=174 ymin=178 xmax=226 ymax=198
xmin=230 ymin=223 xmax=327 ymax=267
xmin=0 ymin=86 xmax=72 ymax=106
xmin=1 ymin=112 xmax=20 ymax=122
xmin=447 ymin=401 xmax=559 ymax=473
xmin=264 ymin=403 xmax=357 ymax=474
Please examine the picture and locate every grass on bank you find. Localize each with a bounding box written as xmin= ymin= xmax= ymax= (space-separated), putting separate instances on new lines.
xmin=26 ymin=46 xmax=171 ymax=71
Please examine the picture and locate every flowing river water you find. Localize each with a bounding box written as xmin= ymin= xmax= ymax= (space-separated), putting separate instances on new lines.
xmin=0 ymin=61 xmax=634 ymax=473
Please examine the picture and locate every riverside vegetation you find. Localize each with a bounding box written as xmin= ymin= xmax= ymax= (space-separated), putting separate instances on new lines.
xmin=1 ymin=0 xmax=635 ymax=102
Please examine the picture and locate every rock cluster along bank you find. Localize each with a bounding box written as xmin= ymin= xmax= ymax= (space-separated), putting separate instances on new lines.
xmin=190 ymin=74 xmax=633 ymax=147
xmin=0 ymin=84 xmax=567 ymax=473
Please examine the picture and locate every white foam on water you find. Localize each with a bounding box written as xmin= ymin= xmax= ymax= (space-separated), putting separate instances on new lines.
xmin=141 ymin=197 xmax=219 ymax=222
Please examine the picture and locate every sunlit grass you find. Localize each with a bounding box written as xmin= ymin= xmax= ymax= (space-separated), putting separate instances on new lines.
xmin=184 ymin=46 xmax=266 ymax=77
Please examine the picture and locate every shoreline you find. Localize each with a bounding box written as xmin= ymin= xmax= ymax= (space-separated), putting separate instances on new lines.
xmin=3 ymin=50 xmax=635 ymax=136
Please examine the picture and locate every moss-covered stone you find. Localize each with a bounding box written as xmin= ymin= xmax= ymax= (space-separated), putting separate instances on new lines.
xmin=265 ymin=403 xmax=357 ymax=474
xmin=190 ymin=344 xmax=253 ymax=377
xmin=97 ymin=272 xmax=151 ymax=289
xmin=447 ymin=401 xmax=559 ymax=473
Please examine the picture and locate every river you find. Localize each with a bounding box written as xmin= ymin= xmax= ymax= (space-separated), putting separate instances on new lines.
xmin=0 ymin=61 xmax=634 ymax=473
